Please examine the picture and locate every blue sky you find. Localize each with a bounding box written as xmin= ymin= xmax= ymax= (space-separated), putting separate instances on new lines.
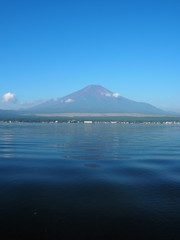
xmin=0 ymin=0 xmax=180 ymax=111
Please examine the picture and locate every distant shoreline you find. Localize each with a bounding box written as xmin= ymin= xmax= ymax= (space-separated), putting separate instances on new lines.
xmin=28 ymin=113 xmax=167 ymax=117
xmin=1 ymin=113 xmax=180 ymax=125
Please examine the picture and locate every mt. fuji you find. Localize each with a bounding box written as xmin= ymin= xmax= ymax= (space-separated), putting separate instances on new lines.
xmin=29 ymin=85 xmax=165 ymax=115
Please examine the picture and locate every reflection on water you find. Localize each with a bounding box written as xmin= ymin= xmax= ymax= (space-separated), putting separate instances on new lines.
xmin=0 ymin=123 xmax=180 ymax=239
xmin=84 ymin=163 xmax=100 ymax=168
xmin=0 ymin=126 xmax=14 ymax=158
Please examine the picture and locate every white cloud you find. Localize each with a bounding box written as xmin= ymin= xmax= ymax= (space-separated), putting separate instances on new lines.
xmin=2 ymin=92 xmax=17 ymax=103
xmin=0 ymin=96 xmax=48 ymax=110
xmin=18 ymin=99 xmax=47 ymax=109
xmin=65 ymin=98 xmax=74 ymax=103
xmin=112 ymin=93 xmax=120 ymax=98
xmin=105 ymin=93 xmax=111 ymax=97
xmin=101 ymin=92 xmax=112 ymax=97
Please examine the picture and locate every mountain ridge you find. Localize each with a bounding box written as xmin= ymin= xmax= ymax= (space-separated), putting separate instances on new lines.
xmin=28 ymin=85 xmax=166 ymax=115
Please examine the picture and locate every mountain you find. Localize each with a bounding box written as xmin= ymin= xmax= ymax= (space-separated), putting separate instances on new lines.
xmin=28 ymin=85 xmax=165 ymax=115
xmin=0 ymin=109 xmax=19 ymax=119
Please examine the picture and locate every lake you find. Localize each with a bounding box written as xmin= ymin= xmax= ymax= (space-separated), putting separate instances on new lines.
xmin=0 ymin=122 xmax=180 ymax=239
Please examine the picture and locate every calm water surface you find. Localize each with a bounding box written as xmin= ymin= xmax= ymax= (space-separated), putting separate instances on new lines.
xmin=0 ymin=123 xmax=180 ymax=239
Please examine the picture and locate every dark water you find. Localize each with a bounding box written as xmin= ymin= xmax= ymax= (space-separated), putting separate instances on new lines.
xmin=0 ymin=123 xmax=180 ymax=240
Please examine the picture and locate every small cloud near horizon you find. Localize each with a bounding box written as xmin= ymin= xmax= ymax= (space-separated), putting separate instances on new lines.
xmin=65 ymin=98 xmax=74 ymax=103
xmin=2 ymin=92 xmax=17 ymax=103
xmin=113 ymin=93 xmax=120 ymax=98
xmin=0 ymin=96 xmax=48 ymax=110
xmin=105 ymin=93 xmax=111 ymax=97
xmin=18 ymin=99 xmax=48 ymax=109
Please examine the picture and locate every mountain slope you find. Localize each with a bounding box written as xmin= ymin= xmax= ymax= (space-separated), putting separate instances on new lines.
xmin=28 ymin=85 xmax=165 ymax=114
xmin=0 ymin=109 xmax=19 ymax=119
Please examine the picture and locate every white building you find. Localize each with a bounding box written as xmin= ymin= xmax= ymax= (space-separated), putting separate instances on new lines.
xmin=84 ymin=121 xmax=93 ymax=124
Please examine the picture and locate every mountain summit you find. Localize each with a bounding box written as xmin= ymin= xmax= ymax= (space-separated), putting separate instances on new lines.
xmin=30 ymin=85 xmax=165 ymax=114
xmin=61 ymin=85 xmax=120 ymax=102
